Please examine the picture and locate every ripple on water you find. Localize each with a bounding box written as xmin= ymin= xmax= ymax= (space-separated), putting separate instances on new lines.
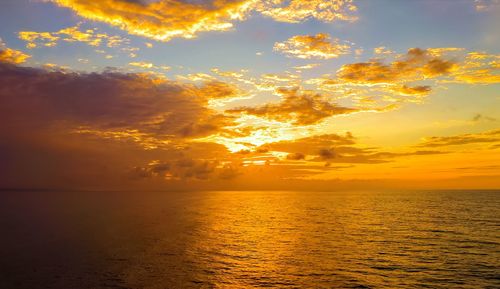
xmin=0 ymin=190 xmax=499 ymax=288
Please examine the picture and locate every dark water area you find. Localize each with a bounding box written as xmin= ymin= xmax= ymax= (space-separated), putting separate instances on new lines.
xmin=0 ymin=190 xmax=499 ymax=288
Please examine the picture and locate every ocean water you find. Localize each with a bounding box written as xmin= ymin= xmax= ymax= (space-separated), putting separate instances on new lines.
xmin=0 ymin=190 xmax=498 ymax=289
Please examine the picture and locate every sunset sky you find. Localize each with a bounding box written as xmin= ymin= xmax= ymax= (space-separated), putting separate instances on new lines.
xmin=0 ymin=0 xmax=499 ymax=191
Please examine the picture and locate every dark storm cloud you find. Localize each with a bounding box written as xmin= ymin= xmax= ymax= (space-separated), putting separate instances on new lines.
xmin=0 ymin=62 xmax=234 ymax=138
xmin=0 ymin=61 xmax=238 ymax=189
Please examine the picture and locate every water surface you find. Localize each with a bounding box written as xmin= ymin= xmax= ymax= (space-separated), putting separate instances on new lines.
xmin=0 ymin=190 xmax=499 ymax=288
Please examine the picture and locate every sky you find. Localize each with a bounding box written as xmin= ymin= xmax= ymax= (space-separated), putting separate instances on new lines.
xmin=0 ymin=0 xmax=499 ymax=191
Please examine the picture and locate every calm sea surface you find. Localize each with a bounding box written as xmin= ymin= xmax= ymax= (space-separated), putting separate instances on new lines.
xmin=0 ymin=190 xmax=499 ymax=288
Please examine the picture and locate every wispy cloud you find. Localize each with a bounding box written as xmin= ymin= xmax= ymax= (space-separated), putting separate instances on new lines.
xmin=227 ymin=87 xmax=357 ymax=125
xmin=418 ymin=129 xmax=500 ymax=148
xmin=274 ymin=33 xmax=351 ymax=59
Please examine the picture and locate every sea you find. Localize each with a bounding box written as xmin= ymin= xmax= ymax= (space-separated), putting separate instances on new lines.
xmin=0 ymin=190 xmax=498 ymax=288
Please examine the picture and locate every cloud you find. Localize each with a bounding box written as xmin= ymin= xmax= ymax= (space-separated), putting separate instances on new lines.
xmin=48 ymin=0 xmax=357 ymax=42
xmin=130 ymin=155 xmax=243 ymax=181
xmin=307 ymin=47 xmax=498 ymax=109
xmin=128 ymin=61 xmax=171 ymax=73
xmin=18 ymin=24 xmax=138 ymax=56
xmin=318 ymin=148 xmax=336 ymax=160
xmin=18 ymin=31 xmax=59 ymax=48
xmin=19 ymin=25 xmax=99 ymax=48
xmin=373 ymin=46 xmax=394 ymax=55
xmin=0 ymin=48 xmax=30 ymax=64
xmin=286 ymin=152 xmax=306 ymax=160
xmin=0 ymin=61 xmax=249 ymax=189
xmin=454 ymin=70 xmax=500 ymax=84
xmin=449 ymin=52 xmax=500 ymax=84
xmin=0 ymin=62 xmax=482 ymax=190
xmin=226 ymin=87 xmax=357 ymax=125
xmin=197 ymin=81 xmax=241 ymax=99
xmin=0 ymin=62 xmax=235 ymax=140
xmin=129 ymin=61 xmax=154 ymax=68
xmin=0 ymin=39 xmax=31 ymax=64
xmin=337 ymin=48 xmax=457 ymax=84
xmin=335 ymin=48 xmax=499 ymax=87
xmin=418 ymin=129 xmax=500 ymax=147
xmin=263 ymin=133 xmax=356 ymax=155
xmin=472 ymin=114 xmax=497 ymax=122
xmin=392 ymin=85 xmax=431 ymax=96
xmin=132 ymin=159 xmax=217 ymax=180
xmin=257 ymin=0 xmax=357 ymax=23
xmin=49 ymin=0 xmax=253 ymax=42
xmin=274 ymin=33 xmax=351 ymax=59
xmin=474 ymin=0 xmax=500 ymax=11
xmin=293 ymin=63 xmax=320 ymax=70
xmin=261 ymin=132 xmax=446 ymax=165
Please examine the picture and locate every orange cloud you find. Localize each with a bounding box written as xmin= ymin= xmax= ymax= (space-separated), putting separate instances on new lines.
xmin=48 ymin=0 xmax=357 ymax=42
xmin=337 ymin=48 xmax=457 ymax=84
xmin=392 ymin=85 xmax=431 ymax=96
xmin=0 ymin=62 xmax=495 ymax=190
xmin=261 ymin=133 xmax=446 ymax=165
xmin=274 ymin=33 xmax=351 ymax=59
xmin=418 ymin=129 xmax=500 ymax=148
xmin=307 ymin=47 xmax=499 ymax=109
xmin=226 ymin=87 xmax=357 ymax=125
xmin=335 ymin=48 xmax=499 ymax=87
xmin=197 ymin=81 xmax=241 ymax=100
xmin=263 ymin=133 xmax=356 ymax=155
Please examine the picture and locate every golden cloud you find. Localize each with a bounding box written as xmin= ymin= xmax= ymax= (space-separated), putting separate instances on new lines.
xmin=307 ymin=47 xmax=499 ymax=109
xmin=0 ymin=48 xmax=30 ymax=64
xmin=226 ymin=87 xmax=356 ymax=125
xmin=450 ymin=52 xmax=500 ymax=84
xmin=454 ymin=71 xmax=500 ymax=84
xmin=19 ymin=24 xmax=137 ymax=55
xmin=337 ymin=48 xmax=457 ymax=84
xmin=49 ymin=0 xmax=357 ymax=42
xmin=274 ymin=33 xmax=351 ymax=59
xmin=50 ymin=0 xmax=253 ymax=41
xmin=18 ymin=31 xmax=59 ymax=48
